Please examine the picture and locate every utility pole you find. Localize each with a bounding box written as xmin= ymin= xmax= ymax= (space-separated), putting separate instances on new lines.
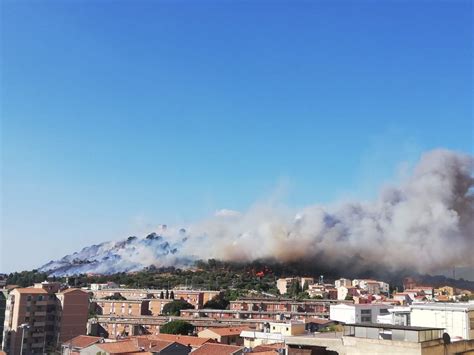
xmin=19 ymin=323 xmax=30 ymax=355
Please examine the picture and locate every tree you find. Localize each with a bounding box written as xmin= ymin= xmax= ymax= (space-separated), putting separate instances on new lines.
xmin=303 ymin=280 xmax=309 ymax=291
xmin=287 ymin=279 xmax=302 ymax=297
xmin=160 ymin=320 xmax=194 ymax=335
xmin=203 ymin=294 xmax=229 ymax=310
xmin=161 ymin=299 xmax=194 ymax=316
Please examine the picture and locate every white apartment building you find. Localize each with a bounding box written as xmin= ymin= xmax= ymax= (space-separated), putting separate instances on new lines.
xmin=335 ymin=278 xmax=352 ymax=288
xmin=410 ymin=302 xmax=474 ymax=340
xmin=330 ymin=304 xmax=392 ymax=324
xmin=352 ymin=279 xmax=389 ymax=294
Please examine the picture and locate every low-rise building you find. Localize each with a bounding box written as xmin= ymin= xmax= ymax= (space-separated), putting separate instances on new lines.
xmin=240 ymin=321 xmax=305 ymax=348
xmin=285 ymin=323 xmax=474 ymax=355
xmin=376 ymin=306 xmax=411 ymax=326
xmin=410 ymin=302 xmax=474 ymax=340
xmin=198 ymin=326 xmax=249 ymax=345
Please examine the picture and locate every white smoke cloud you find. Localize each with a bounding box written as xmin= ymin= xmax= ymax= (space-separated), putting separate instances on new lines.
xmin=40 ymin=149 xmax=474 ymax=276
xmin=180 ymin=149 xmax=474 ymax=273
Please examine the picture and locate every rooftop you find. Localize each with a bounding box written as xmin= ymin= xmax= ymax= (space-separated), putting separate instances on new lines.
xmin=201 ymin=326 xmax=250 ymax=336
xmin=345 ymin=323 xmax=444 ymax=331
xmin=191 ymin=343 xmax=243 ymax=355
xmin=63 ymin=335 xmax=102 ymax=349
xmin=14 ymin=287 xmax=48 ymax=294
xmin=145 ymin=334 xmax=213 ymax=347
xmin=411 ymin=302 xmax=474 ymax=311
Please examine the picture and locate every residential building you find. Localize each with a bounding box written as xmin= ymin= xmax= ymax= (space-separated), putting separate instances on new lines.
xmin=410 ymin=302 xmax=474 ymax=340
xmin=337 ymin=286 xmax=359 ymax=301
xmin=330 ymin=304 xmax=392 ymax=324
xmin=56 ymin=288 xmax=90 ymax=345
xmin=0 ymin=290 xmax=8 ymax=347
xmin=61 ymin=335 xmax=101 ymax=355
xmin=90 ymin=282 xmax=119 ymax=291
xmin=240 ymin=321 xmax=306 ymax=348
xmin=335 ymin=278 xmax=352 ymax=288
xmin=149 ymin=298 xmax=173 ymax=316
xmin=94 ymin=299 xmax=150 ymax=316
xmin=276 ymin=278 xmax=295 ymax=295
xmin=1 ymin=282 xmax=89 ymax=355
xmin=79 ymin=337 xmax=190 ymax=355
xmin=198 ymin=326 xmax=249 ymax=345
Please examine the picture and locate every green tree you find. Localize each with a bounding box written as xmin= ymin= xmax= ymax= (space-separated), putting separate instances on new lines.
xmin=160 ymin=320 xmax=194 ymax=335
xmin=203 ymin=294 xmax=229 ymax=310
xmin=303 ymin=280 xmax=309 ymax=291
xmin=287 ymin=279 xmax=302 ymax=297
xmin=161 ymin=299 xmax=194 ymax=316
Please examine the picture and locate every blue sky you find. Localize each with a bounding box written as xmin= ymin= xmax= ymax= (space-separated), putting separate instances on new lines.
xmin=1 ymin=0 xmax=472 ymax=273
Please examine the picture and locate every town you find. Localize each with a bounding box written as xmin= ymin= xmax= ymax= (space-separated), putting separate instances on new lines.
xmin=1 ymin=272 xmax=473 ymax=355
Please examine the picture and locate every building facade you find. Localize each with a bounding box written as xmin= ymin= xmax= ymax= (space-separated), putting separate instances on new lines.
xmin=1 ymin=283 xmax=89 ymax=355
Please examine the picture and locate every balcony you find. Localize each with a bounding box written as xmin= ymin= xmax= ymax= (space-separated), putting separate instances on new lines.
xmin=35 ymin=301 xmax=48 ymax=306
xmin=31 ymin=342 xmax=44 ymax=348
xmin=34 ymin=311 xmax=47 ymax=316
xmin=32 ymin=332 xmax=45 ymax=338
xmin=34 ymin=322 xmax=46 ymax=327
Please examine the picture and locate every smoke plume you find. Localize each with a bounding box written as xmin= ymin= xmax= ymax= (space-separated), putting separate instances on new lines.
xmin=40 ymin=149 xmax=474 ymax=276
xmin=181 ymin=149 xmax=474 ymax=273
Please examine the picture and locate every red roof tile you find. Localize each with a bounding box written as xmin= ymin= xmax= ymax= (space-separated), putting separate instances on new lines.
xmin=63 ymin=335 xmax=101 ymax=349
xmin=145 ymin=334 xmax=213 ymax=348
xmin=201 ymin=326 xmax=250 ymax=336
xmin=192 ymin=343 xmax=243 ymax=355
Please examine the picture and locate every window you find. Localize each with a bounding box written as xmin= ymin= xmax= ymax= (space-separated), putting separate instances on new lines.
xmin=361 ymin=316 xmax=371 ymax=323
xmin=379 ymin=309 xmax=389 ymax=315
xmin=27 ymin=296 xmax=32 ymax=301
xmin=361 ymin=309 xmax=371 ymax=315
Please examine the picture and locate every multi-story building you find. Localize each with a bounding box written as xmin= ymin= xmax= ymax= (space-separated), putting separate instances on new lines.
xmin=276 ymin=278 xmax=295 ymax=295
xmin=352 ymin=279 xmax=389 ymax=295
xmin=276 ymin=278 xmax=315 ymax=295
xmin=335 ymin=278 xmax=352 ymax=288
xmin=148 ymin=298 xmax=173 ymax=315
xmin=337 ymin=286 xmax=360 ymax=300
xmin=1 ymin=282 xmax=89 ymax=355
xmin=91 ymin=288 xmax=220 ymax=309
xmin=230 ymin=298 xmax=342 ymax=315
xmin=94 ymin=299 xmax=150 ymax=316
xmin=0 ymin=290 xmax=8 ymax=347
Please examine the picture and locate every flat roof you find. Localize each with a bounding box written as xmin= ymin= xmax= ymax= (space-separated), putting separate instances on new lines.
xmin=410 ymin=302 xmax=474 ymax=311
xmin=345 ymin=323 xmax=444 ymax=331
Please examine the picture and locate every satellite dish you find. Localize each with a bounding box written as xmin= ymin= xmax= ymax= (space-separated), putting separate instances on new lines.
xmin=443 ymin=332 xmax=451 ymax=345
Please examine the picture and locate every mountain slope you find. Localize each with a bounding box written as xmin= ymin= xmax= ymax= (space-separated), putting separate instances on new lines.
xmin=39 ymin=232 xmax=194 ymax=276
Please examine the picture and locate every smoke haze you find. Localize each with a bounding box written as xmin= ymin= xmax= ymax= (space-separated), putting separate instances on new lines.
xmin=40 ymin=149 xmax=474 ymax=276
xmin=182 ymin=149 xmax=474 ymax=273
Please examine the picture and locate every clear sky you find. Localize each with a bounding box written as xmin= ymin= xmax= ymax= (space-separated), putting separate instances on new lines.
xmin=1 ymin=0 xmax=472 ymax=273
